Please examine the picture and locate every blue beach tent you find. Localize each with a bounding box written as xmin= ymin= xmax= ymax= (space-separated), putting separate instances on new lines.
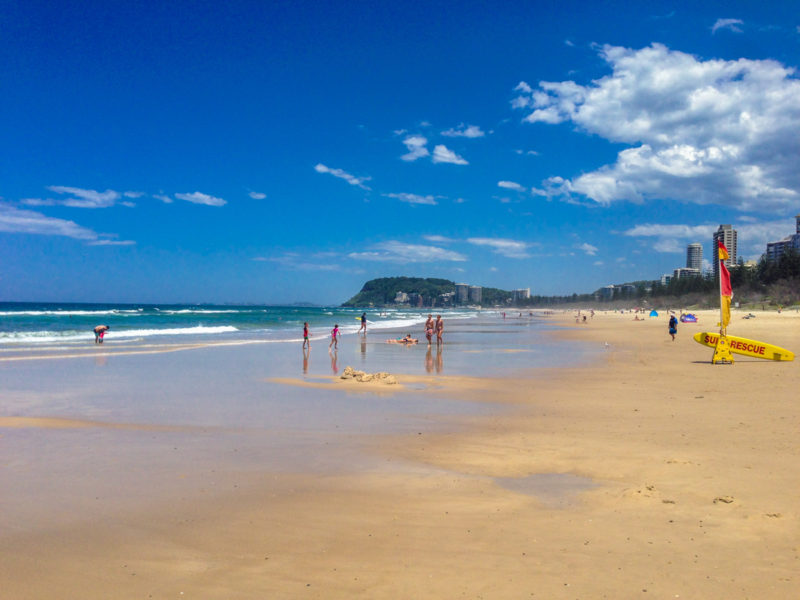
xmin=649 ymin=310 xmax=659 ymax=317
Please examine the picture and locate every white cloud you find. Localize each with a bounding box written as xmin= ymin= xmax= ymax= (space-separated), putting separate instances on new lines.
xmin=622 ymin=219 xmax=793 ymax=256
xmin=384 ymin=192 xmax=438 ymax=205
xmin=712 ymin=18 xmax=744 ymax=34
xmin=579 ymin=243 xmax=598 ymax=256
xmin=88 ymin=239 xmax=136 ymax=246
xmin=623 ymin=223 xmax=718 ymax=239
xmin=348 ymin=241 xmax=467 ymax=262
xmin=423 ymin=235 xmax=454 ymax=243
xmin=400 ymin=135 xmax=430 ymax=161
xmin=249 ymin=191 xmax=267 ymax=200
xmin=20 ymin=198 xmax=55 ymax=206
xmin=154 ymin=194 xmax=173 ymax=204
xmin=498 ymin=180 xmax=526 ymax=192
xmin=515 ymin=149 xmax=539 ymax=156
xmin=432 ymin=144 xmax=468 ymax=165
xmin=0 ymin=203 xmax=97 ymax=240
xmin=513 ymin=43 xmax=800 ymax=212
xmin=47 ymin=186 xmax=120 ymax=208
xmin=593 ymin=260 xmax=604 ymax=266
xmin=441 ymin=124 xmax=485 ymax=138
xmin=123 ymin=191 xmax=144 ymax=199
xmin=467 ymin=237 xmax=531 ymax=258
xmin=262 ymin=254 xmax=341 ymax=271
xmin=314 ymin=163 xmax=371 ymax=190
xmin=623 ymin=223 xmax=716 ymax=253
xmin=175 ymin=191 xmax=227 ymax=206
xmin=515 ymin=81 xmax=533 ymax=93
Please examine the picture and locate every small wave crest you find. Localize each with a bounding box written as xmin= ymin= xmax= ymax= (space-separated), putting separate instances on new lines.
xmin=0 ymin=325 xmax=240 ymax=345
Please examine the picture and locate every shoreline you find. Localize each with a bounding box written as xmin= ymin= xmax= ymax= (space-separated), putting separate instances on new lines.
xmin=1 ymin=309 xmax=798 ymax=598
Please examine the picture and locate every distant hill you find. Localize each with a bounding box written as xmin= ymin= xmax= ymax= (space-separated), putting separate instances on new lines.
xmin=341 ymin=277 xmax=514 ymax=307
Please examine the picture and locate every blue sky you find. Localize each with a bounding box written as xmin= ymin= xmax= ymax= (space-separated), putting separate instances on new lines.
xmin=1 ymin=1 xmax=799 ymax=304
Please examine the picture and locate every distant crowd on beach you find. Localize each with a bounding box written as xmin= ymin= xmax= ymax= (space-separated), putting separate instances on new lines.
xmin=301 ymin=313 xmax=445 ymax=351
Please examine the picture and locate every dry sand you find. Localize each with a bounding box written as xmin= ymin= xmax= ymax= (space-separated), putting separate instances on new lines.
xmin=1 ymin=309 xmax=798 ymax=598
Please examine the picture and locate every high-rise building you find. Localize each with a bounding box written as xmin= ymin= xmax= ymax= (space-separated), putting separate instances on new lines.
xmin=513 ymin=288 xmax=530 ymax=302
xmin=455 ymin=283 xmax=469 ymax=304
xmin=468 ymin=286 xmax=482 ymax=304
xmin=686 ymin=243 xmax=702 ymax=271
xmin=766 ymin=214 xmax=800 ymax=263
xmin=712 ymin=224 xmax=738 ymax=280
xmin=673 ymin=267 xmax=701 ymax=279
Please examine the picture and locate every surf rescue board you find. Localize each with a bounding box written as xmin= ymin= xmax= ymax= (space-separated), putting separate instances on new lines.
xmin=693 ymin=332 xmax=794 ymax=361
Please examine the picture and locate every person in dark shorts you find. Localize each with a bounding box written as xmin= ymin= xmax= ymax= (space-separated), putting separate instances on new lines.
xmin=668 ymin=315 xmax=678 ymax=341
xmin=358 ymin=313 xmax=367 ymax=334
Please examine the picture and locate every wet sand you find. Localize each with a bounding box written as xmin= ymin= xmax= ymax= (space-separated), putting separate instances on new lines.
xmin=1 ymin=309 xmax=798 ymax=598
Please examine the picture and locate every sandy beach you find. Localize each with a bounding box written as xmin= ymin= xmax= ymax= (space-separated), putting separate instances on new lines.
xmin=1 ymin=309 xmax=798 ymax=599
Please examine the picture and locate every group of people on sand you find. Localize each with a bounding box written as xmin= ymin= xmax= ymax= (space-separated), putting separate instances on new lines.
xmin=424 ymin=314 xmax=443 ymax=345
xmin=301 ymin=313 xmax=445 ymax=350
xmin=385 ymin=314 xmax=444 ymax=346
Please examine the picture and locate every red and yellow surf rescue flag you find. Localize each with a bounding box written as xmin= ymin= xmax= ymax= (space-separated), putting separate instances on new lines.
xmin=718 ymin=240 xmax=730 ymax=261
xmin=719 ymin=241 xmax=732 ymax=328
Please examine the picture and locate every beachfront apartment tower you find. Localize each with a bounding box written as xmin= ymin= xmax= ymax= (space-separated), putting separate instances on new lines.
xmin=455 ymin=283 xmax=469 ymax=304
xmin=686 ymin=243 xmax=702 ymax=271
xmin=513 ymin=288 xmax=531 ymax=302
xmin=765 ymin=214 xmax=800 ymax=263
xmin=712 ymin=224 xmax=738 ymax=280
xmin=468 ymin=286 xmax=482 ymax=304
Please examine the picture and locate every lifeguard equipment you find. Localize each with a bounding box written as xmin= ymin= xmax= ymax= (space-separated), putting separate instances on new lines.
xmin=693 ymin=332 xmax=794 ymax=362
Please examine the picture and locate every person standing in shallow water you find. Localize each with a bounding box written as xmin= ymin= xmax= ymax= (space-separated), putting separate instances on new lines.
xmin=93 ymin=325 xmax=109 ymax=344
xmin=302 ymin=322 xmax=311 ymax=349
xmin=425 ymin=314 xmax=434 ymax=345
xmin=329 ymin=323 xmax=340 ymax=350
xmin=668 ymin=315 xmax=678 ymax=341
xmin=435 ymin=315 xmax=443 ymax=346
xmin=358 ymin=313 xmax=367 ymax=334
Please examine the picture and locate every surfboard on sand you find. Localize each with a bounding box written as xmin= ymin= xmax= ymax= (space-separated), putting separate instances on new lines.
xmin=693 ymin=332 xmax=795 ymax=361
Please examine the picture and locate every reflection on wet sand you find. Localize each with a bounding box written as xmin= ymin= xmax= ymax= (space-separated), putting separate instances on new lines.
xmin=302 ymin=347 xmax=309 ymax=374
xmin=425 ymin=346 xmax=443 ymax=374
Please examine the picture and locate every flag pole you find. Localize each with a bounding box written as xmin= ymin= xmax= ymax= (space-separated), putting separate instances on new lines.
xmin=718 ymin=249 xmax=724 ymax=336
xmin=712 ymin=242 xmax=734 ymax=364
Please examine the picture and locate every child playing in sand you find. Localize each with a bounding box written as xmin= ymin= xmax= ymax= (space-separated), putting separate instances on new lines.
xmin=329 ymin=324 xmax=340 ymax=350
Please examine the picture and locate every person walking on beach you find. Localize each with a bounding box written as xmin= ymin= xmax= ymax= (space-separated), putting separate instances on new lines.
xmin=302 ymin=322 xmax=311 ymax=349
xmin=358 ymin=312 xmax=367 ymax=334
xmin=668 ymin=315 xmax=678 ymax=341
xmin=329 ymin=323 xmax=340 ymax=350
xmin=425 ymin=314 xmax=434 ymax=345
xmin=435 ymin=315 xmax=443 ymax=345
xmin=93 ymin=325 xmax=109 ymax=344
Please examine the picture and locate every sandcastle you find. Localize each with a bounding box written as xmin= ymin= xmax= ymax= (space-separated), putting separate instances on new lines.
xmin=340 ymin=366 xmax=398 ymax=385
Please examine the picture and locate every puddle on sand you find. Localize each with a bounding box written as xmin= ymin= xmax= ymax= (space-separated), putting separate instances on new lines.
xmin=495 ymin=473 xmax=598 ymax=508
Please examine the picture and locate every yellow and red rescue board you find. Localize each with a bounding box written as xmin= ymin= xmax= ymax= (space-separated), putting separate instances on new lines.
xmin=693 ymin=332 xmax=795 ymax=361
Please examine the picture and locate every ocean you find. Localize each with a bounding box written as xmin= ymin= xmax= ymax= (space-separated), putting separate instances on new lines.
xmin=0 ymin=302 xmax=484 ymax=348
xmin=1 ymin=302 xmax=595 ymax=535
